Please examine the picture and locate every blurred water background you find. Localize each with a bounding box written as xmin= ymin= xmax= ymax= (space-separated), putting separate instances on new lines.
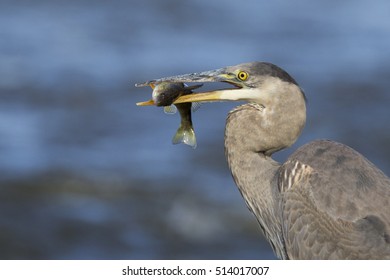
xmin=0 ymin=0 xmax=389 ymax=259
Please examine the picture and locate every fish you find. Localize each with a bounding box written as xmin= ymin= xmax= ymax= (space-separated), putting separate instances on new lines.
xmin=151 ymin=82 xmax=202 ymax=148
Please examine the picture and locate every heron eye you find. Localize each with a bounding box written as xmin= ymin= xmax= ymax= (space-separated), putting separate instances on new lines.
xmin=237 ymin=71 xmax=248 ymax=81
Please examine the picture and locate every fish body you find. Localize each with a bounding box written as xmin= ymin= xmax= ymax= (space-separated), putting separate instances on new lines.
xmin=152 ymin=83 xmax=183 ymax=106
xmin=152 ymin=83 xmax=201 ymax=106
xmin=152 ymin=82 xmax=202 ymax=148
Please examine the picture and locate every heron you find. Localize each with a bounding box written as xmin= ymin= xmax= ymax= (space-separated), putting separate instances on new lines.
xmin=137 ymin=62 xmax=390 ymax=259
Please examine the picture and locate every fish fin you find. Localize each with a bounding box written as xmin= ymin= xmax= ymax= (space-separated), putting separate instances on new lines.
xmin=164 ymin=105 xmax=177 ymax=114
xmin=172 ymin=126 xmax=197 ymax=149
xmin=191 ymin=102 xmax=202 ymax=112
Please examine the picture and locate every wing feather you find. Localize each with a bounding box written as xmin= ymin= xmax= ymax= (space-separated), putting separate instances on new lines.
xmin=279 ymin=140 xmax=390 ymax=259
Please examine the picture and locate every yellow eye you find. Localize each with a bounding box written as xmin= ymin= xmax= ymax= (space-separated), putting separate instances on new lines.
xmin=237 ymin=71 xmax=248 ymax=81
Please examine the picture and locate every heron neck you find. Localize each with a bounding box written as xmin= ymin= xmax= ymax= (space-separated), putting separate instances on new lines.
xmin=223 ymin=82 xmax=305 ymax=259
xmin=225 ymin=134 xmax=287 ymax=259
xmin=225 ymin=146 xmax=280 ymax=215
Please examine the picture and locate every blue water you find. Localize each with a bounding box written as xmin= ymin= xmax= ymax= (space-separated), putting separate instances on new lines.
xmin=0 ymin=0 xmax=389 ymax=259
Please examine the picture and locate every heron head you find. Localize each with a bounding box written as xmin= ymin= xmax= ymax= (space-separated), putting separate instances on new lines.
xmin=136 ymin=61 xmax=306 ymax=154
xmin=136 ymin=62 xmax=305 ymax=106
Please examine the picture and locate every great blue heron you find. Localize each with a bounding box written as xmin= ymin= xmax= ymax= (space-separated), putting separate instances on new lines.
xmin=137 ymin=62 xmax=390 ymax=259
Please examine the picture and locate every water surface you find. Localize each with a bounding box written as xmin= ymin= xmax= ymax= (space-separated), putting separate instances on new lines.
xmin=0 ymin=0 xmax=389 ymax=259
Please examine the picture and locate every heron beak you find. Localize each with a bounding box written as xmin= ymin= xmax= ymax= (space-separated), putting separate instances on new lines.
xmin=136 ymin=99 xmax=155 ymax=106
xmin=136 ymin=67 xmax=258 ymax=106
xmin=173 ymin=87 xmax=259 ymax=104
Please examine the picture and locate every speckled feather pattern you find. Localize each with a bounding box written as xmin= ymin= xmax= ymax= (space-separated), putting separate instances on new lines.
xmin=279 ymin=140 xmax=390 ymax=259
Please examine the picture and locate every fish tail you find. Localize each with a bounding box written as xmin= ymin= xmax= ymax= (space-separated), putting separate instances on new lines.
xmin=172 ymin=125 xmax=197 ymax=149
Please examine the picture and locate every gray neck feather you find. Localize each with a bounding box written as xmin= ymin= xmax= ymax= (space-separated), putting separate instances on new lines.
xmin=224 ymin=81 xmax=306 ymax=259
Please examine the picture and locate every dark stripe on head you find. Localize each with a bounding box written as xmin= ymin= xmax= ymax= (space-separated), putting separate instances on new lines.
xmin=249 ymin=62 xmax=299 ymax=85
